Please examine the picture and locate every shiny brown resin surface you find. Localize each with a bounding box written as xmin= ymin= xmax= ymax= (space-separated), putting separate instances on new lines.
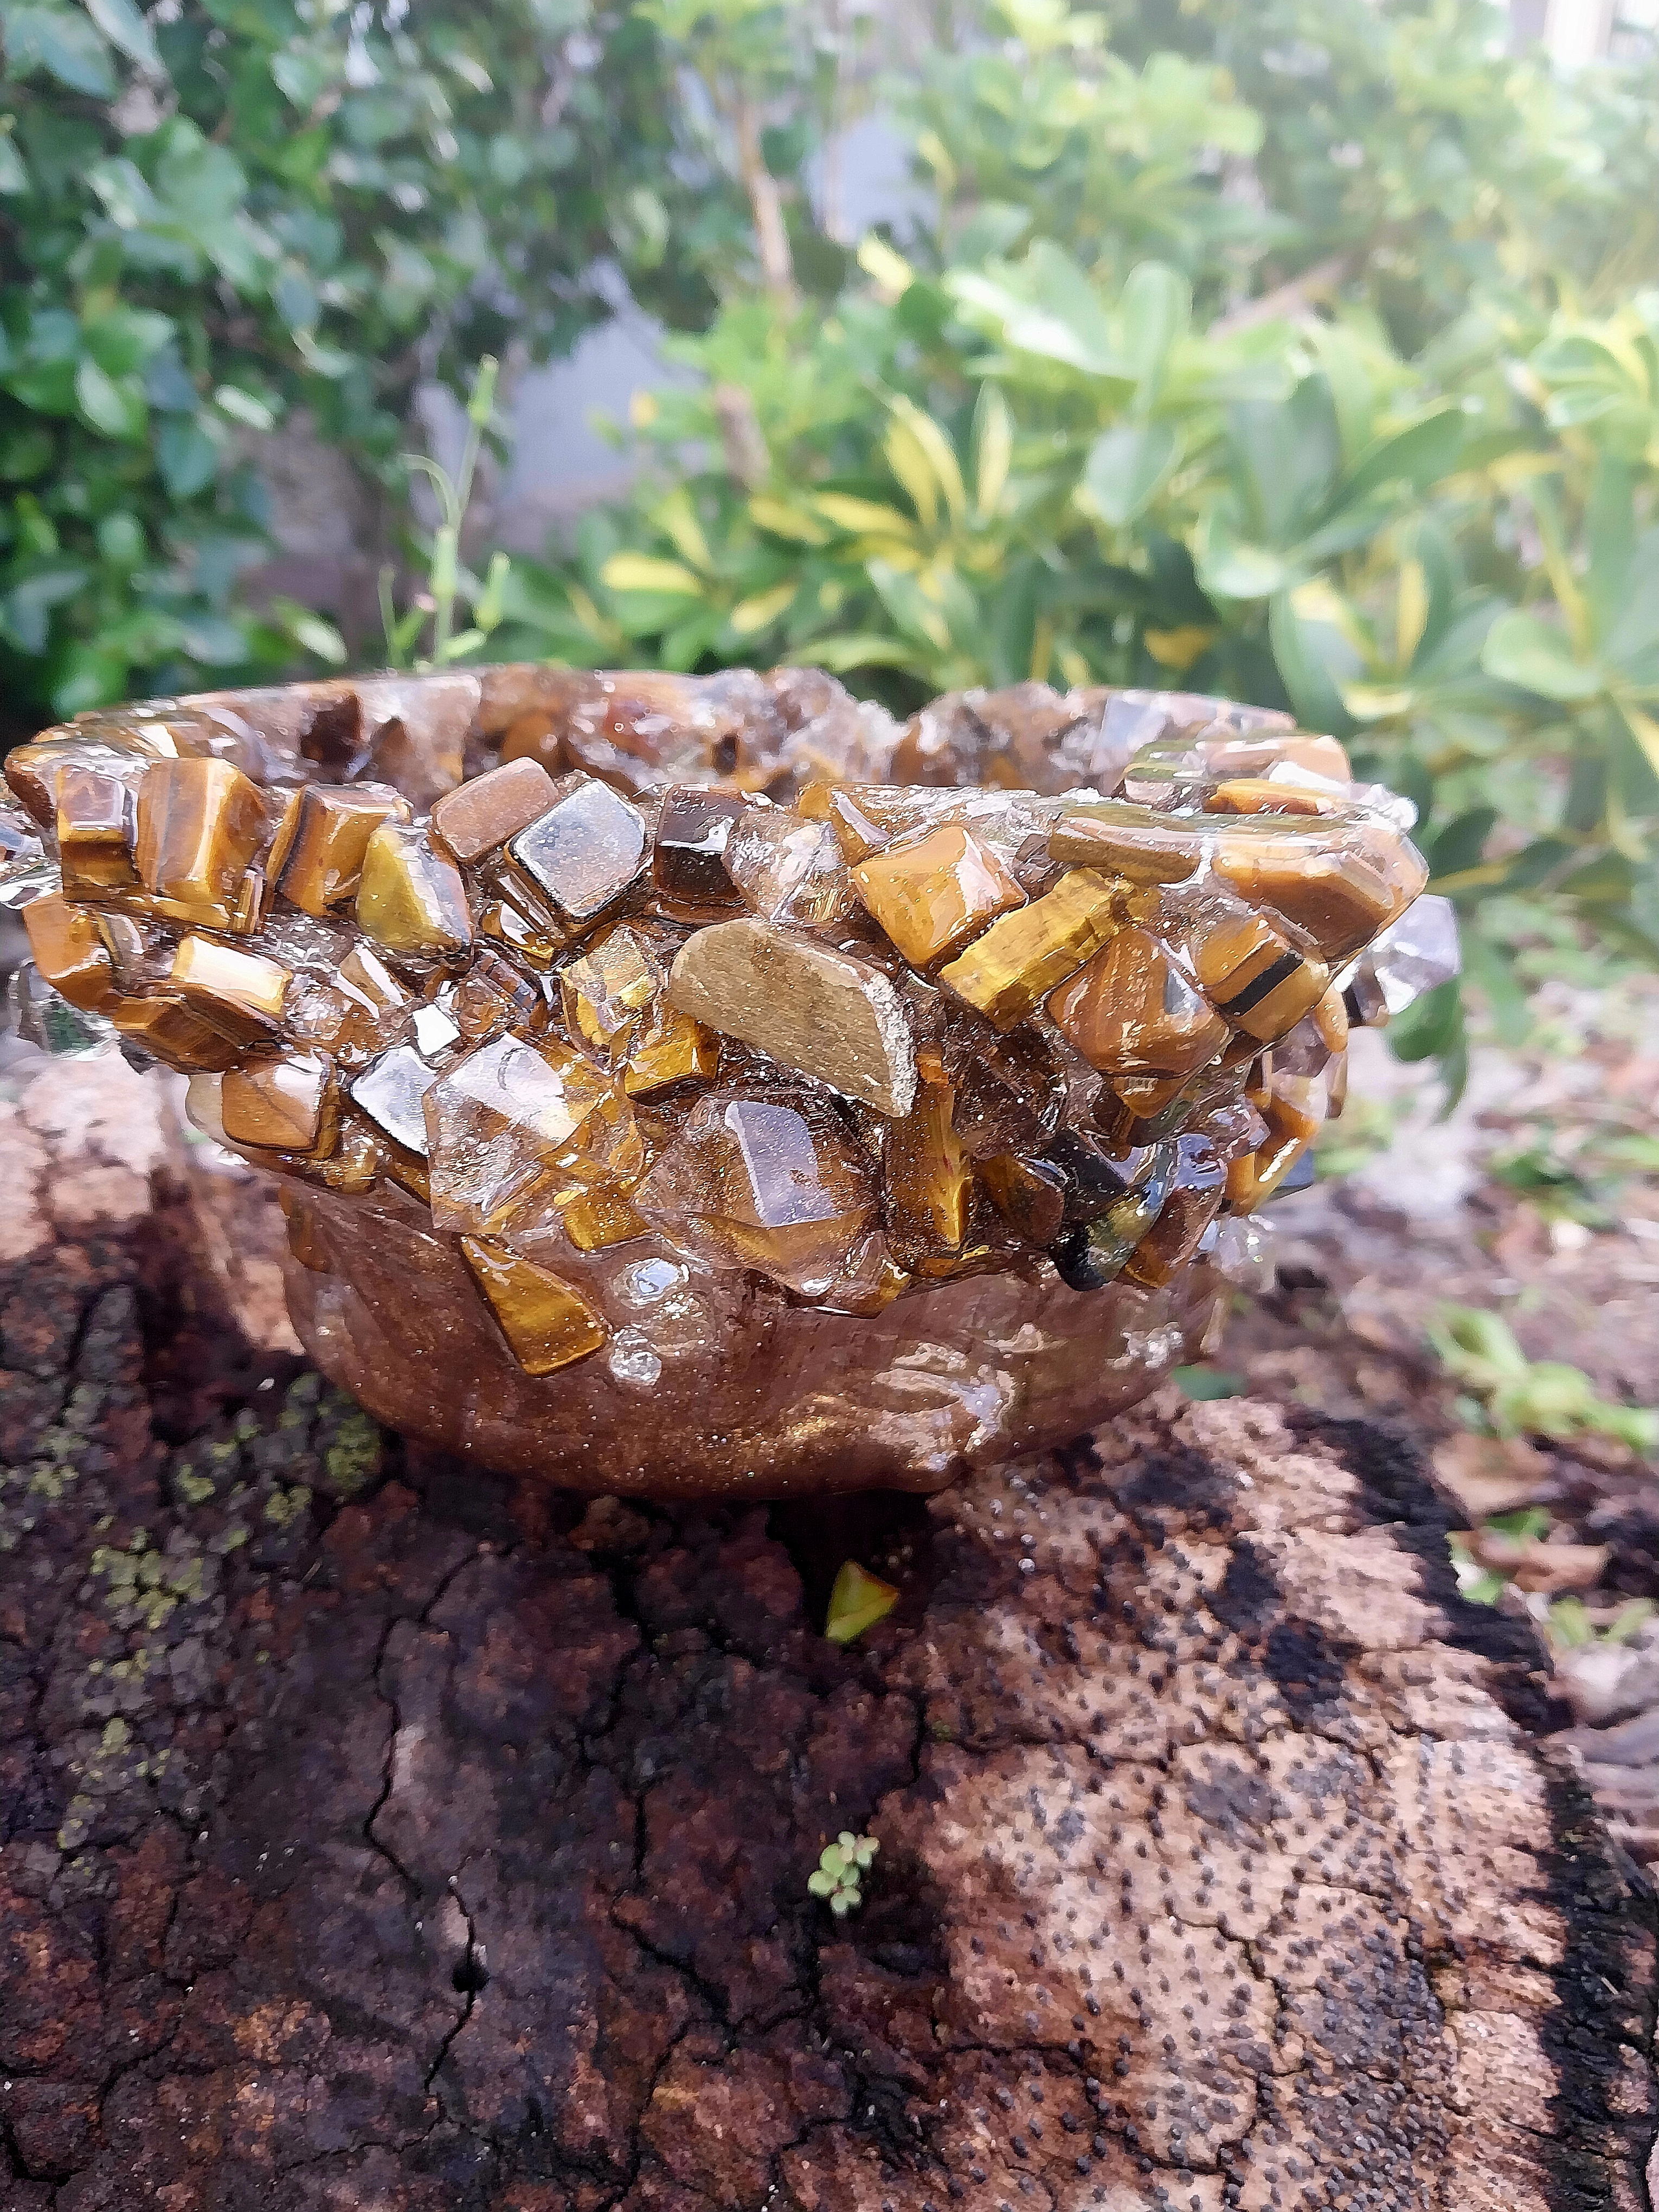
xmin=6 ymin=665 xmax=1426 ymax=1495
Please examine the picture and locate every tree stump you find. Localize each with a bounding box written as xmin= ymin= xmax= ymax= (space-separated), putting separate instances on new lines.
xmin=2 ymin=1058 xmax=1655 ymax=2211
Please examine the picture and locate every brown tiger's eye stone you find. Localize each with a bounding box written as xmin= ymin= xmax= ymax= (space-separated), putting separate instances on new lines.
xmin=1211 ymin=826 xmax=1426 ymax=961
xmin=461 ymin=1236 xmax=609 ymax=1375
xmin=667 ymin=918 xmax=917 ymax=1116
xmin=56 ymin=766 xmax=136 ymax=895
xmin=651 ymin=786 xmax=748 ymax=910
xmin=884 ymin=1073 xmax=972 ymax=1262
xmin=560 ymin=927 xmax=661 ymax=1060
xmin=634 ymin=1088 xmax=876 ymax=1299
xmin=1046 ymin=925 xmax=1225 ymax=1078
xmin=134 ymin=757 xmax=266 ymax=927
xmin=355 ymin=823 xmax=472 ymax=957
xmin=980 ymin=1150 xmax=1069 ymax=1249
xmin=23 ymin=892 xmax=116 ymax=1011
xmin=110 ymin=994 xmax=243 ymax=1071
xmin=221 ymin=1051 xmax=337 ymax=1153
xmin=1048 ymin=804 xmax=1204 ymax=884
xmin=170 ymin=935 xmax=291 ymax=1041
xmin=271 ymin=784 xmax=409 ymax=914
xmin=851 ymin=822 xmax=1026 ymax=969
xmin=430 ymin=756 xmax=559 ymax=865
xmin=1187 ymin=910 xmax=1329 ymax=1043
xmin=508 ymin=774 xmax=647 ymax=921
xmin=478 ymin=899 xmax=560 ymax=970
xmin=944 ymin=1022 xmax=1064 ymax=1160
xmin=1204 ymin=777 xmax=1335 ymax=818
xmin=936 ymin=869 xmax=1116 ymax=1031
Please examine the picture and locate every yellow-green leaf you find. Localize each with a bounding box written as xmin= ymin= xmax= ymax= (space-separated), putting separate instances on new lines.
xmin=749 ymin=496 xmax=831 ymax=545
xmin=824 ymin=1560 xmax=899 ymax=1645
xmin=888 ymin=395 xmax=966 ymax=526
xmin=973 ymin=383 xmax=1013 ymax=520
xmin=651 ymin=488 xmax=712 ymax=574
xmin=815 ymin=493 xmax=918 ymax=538
xmin=600 ymin=553 xmax=704 ymax=596
xmin=729 ymin=581 xmax=795 ymax=635
xmin=1342 ymin=683 xmax=1417 ymax=720
xmin=1396 ymin=558 xmax=1429 ymax=669
xmin=1143 ymin=625 xmax=1213 ymax=672
xmin=857 ymin=233 xmax=916 ymax=303
xmin=1621 ymin=702 xmax=1659 ymax=781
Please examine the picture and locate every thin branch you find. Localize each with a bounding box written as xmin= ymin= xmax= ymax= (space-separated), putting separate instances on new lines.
xmin=1210 ymin=252 xmax=1356 ymax=337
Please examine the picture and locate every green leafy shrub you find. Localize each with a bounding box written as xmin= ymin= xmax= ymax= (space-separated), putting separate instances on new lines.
xmin=493 ymin=0 xmax=1659 ymax=1076
xmin=0 ymin=0 xmax=726 ymax=732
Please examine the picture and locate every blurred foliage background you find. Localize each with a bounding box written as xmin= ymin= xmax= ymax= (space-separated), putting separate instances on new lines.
xmin=5 ymin=0 xmax=1659 ymax=1084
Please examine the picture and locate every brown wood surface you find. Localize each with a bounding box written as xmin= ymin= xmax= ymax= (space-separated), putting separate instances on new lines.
xmin=1 ymin=1057 xmax=1655 ymax=2211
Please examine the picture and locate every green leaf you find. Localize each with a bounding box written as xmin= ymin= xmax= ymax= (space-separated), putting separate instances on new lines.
xmin=157 ymin=419 xmax=218 ymax=500
xmin=1082 ymin=420 xmax=1177 ymax=528
xmin=212 ymin=384 xmax=276 ymax=431
xmin=81 ymin=0 xmax=161 ymax=74
xmin=1118 ymin=260 xmax=1189 ymax=403
xmin=807 ymin=632 xmax=930 ymax=676
xmin=4 ymin=5 xmax=117 ymax=95
xmin=1387 ymin=978 xmax=1462 ymax=1063
xmin=1335 ymin=407 xmax=1465 ymax=510
xmin=75 ymin=357 xmax=146 ymax=441
xmin=1480 ymin=610 xmax=1604 ymax=702
xmin=824 ymin=1561 xmax=899 ymax=1645
xmin=0 ymin=131 xmax=27 ymax=195
xmin=1174 ymin=1366 xmax=1246 ymax=1401
xmin=1193 ymin=503 xmax=1289 ymax=601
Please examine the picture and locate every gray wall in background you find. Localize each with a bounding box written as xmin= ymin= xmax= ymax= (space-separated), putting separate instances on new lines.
xmin=484 ymin=110 xmax=925 ymax=555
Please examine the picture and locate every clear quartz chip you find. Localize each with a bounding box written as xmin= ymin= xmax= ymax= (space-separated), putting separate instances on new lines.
xmin=1365 ymin=892 xmax=1461 ymax=1015
xmin=607 ymin=1328 xmax=664 ymax=1387
xmin=350 ymin=1043 xmax=439 ymax=1156
xmin=5 ymin=963 xmax=116 ymax=1058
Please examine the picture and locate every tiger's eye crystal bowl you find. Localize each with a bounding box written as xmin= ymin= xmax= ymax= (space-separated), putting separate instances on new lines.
xmin=3 ymin=664 xmax=1454 ymax=1497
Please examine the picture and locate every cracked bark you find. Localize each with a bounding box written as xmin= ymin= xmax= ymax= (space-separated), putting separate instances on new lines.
xmin=1 ymin=1059 xmax=1655 ymax=2212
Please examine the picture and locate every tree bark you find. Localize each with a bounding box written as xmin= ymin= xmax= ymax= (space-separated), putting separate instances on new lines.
xmin=1 ymin=1058 xmax=1654 ymax=2210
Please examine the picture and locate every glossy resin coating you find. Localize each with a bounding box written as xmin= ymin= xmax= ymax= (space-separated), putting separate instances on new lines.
xmin=2 ymin=666 xmax=1455 ymax=1496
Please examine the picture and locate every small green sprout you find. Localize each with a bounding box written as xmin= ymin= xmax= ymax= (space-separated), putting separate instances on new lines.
xmin=808 ymin=1831 xmax=878 ymax=1915
xmin=1427 ymin=1305 xmax=1659 ymax=1453
xmin=824 ymin=1560 xmax=898 ymax=1644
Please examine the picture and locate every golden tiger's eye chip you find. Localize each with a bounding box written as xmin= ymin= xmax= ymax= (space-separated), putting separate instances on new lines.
xmin=134 ymin=757 xmax=267 ymax=928
xmin=23 ymin=892 xmax=117 ymax=1012
xmin=623 ymin=1003 xmax=721 ymax=1096
xmin=852 ymin=822 xmax=1026 ymax=969
xmin=1211 ymin=827 xmax=1426 ymax=962
xmin=1188 ymin=911 xmax=1328 ymax=1044
xmin=936 ymin=869 xmax=1116 ymax=1031
xmin=110 ymin=994 xmax=245 ymax=1072
xmin=1046 ymin=926 xmax=1225 ymax=1078
xmin=270 ymin=785 xmax=410 ymax=915
xmin=1204 ymin=778 xmax=1335 ymax=817
xmin=461 ymin=1236 xmax=609 ymax=1375
xmin=355 ymin=822 xmax=473 ymax=956
xmin=884 ymin=1073 xmax=972 ymax=1262
xmin=56 ymin=766 xmax=137 ymax=895
xmin=170 ymin=934 xmax=291 ymax=1044
xmin=222 ymin=1051 xmax=338 ymax=1154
